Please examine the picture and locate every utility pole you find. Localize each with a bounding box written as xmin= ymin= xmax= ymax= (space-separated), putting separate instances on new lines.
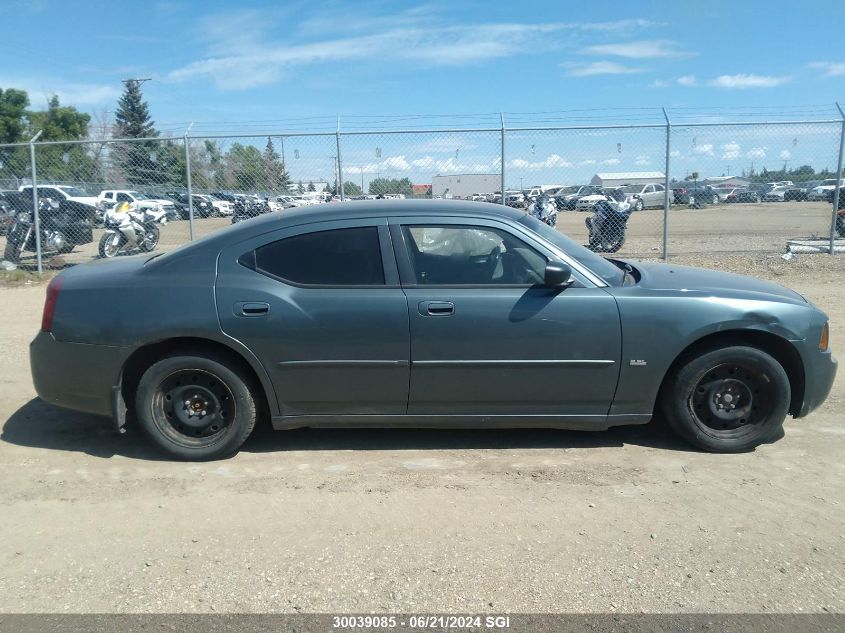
xmin=122 ymin=77 xmax=152 ymax=87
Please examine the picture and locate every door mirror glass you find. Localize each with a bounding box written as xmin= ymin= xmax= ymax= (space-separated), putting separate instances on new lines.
xmin=544 ymin=261 xmax=572 ymax=287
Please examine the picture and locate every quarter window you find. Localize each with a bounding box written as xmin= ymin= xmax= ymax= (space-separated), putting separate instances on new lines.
xmin=401 ymin=225 xmax=546 ymax=285
xmin=252 ymin=227 xmax=384 ymax=286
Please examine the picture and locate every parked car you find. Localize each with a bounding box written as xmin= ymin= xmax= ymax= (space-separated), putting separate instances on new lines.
xmin=19 ymin=185 xmax=99 ymax=210
xmin=723 ymin=188 xmax=760 ymax=203
xmin=166 ymin=192 xmax=215 ymax=218
xmin=98 ymin=190 xmax=178 ymax=220
xmin=808 ymin=179 xmax=845 ymax=201
xmin=619 ymin=183 xmax=667 ymax=211
xmin=30 ymin=200 xmax=836 ymax=460
xmin=763 ymin=186 xmax=806 ymax=202
xmin=207 ymin=194 xmax=234 ymax=216
xmin=575 ymin=188 xmax=625 ymax=212
xmin=0 ymin=191 xmax=16 ymax=235
xmin=555 ymin=185 xmax=602 ymax=210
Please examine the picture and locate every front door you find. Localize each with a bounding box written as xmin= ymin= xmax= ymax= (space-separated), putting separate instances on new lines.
xmin=216 ymin=219 xmax=410 ymax=416
xmin=392 ymin=218 xmax=622 ymax=421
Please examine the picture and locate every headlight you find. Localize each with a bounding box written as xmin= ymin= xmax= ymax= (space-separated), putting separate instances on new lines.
xmin=819 ymin=322 xmax=829 ymax=352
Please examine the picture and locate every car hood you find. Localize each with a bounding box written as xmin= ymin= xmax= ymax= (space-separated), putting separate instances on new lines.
xmin=69 ymin=196 xmax=100 ymax=206
xmin=631 ymin=261 xmax=807 ymax=305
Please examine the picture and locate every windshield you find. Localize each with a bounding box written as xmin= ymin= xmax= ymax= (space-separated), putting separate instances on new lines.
xmin=130 ymin=192 xmax=150 ymax=200
xmin=517 ymin=214 xmax=625 ymax=286
xmin=58 ymin=186 xmax=89 ymax=197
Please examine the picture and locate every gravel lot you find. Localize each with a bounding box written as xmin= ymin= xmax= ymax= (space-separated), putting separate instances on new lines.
xmin=0 ymin=250 xmax=843 ymax=614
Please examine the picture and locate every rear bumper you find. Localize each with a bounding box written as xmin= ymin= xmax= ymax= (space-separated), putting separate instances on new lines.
xmin=796 ymin=349 xmax=837 ymax=418
xmin=30 ymin=331 xmax=128 ymax=418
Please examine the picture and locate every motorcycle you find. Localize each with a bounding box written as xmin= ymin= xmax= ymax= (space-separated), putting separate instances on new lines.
xmin=585 ymin=193 xmax=632 ymax=253
xmin=231 ymin=197 xmax=270 ymax=224
xmin=528 ymin=196 xmax=558 ymax=226
xmin=3 ymin=195 xmax=95 ymax=264
xmin=98 ymin=201 xmax=161 ymax=258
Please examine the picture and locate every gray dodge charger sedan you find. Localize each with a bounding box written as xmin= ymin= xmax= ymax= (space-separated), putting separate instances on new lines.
xmin=30 ymin=200 xmax=836 ymax=460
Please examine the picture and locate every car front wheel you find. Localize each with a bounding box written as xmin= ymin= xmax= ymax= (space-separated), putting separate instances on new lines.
xmin=135 ymin=353 xmax=258 ymax=460
xmin=660 ymin=345 xmax=790 ymax=452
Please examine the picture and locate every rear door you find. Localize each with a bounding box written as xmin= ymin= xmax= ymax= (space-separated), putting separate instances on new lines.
xmin=215 ymin=218 xmax=410 ymax=416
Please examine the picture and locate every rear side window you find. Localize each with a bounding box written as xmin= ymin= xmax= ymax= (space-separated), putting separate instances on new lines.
xmin=252 ymin=227 xmax=384 ymax=286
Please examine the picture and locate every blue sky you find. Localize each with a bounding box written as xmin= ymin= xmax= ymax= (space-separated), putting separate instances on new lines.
xmin=3 ymin=0 xmax=844 ymax=186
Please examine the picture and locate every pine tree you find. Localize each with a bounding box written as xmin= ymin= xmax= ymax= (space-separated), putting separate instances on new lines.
xmin=262 ymin=137 xmax=290 ymax=192
xmin=113 ymin=80 xmax=160 ymax=185
xmin=114 ymin=81 xmax=156 ymax=139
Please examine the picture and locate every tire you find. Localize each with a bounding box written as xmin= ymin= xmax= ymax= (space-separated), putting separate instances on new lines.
xmin=98 ymin=232 xmax=123 ymax=258
xmin=634 ymin=199 xmax=644 ymax=212
xmin=139 ymin=224 xmax=160 ymax=252
xmin=836 ymin=216 xmax=845 ymax=238
xmin=135 ymin=353 xmax=258 ymax=460
xmin=3 ymin=237 xmax=24 ymax=263
xmin=660 ymin=345 xmax=790 ymax=453
xmin=712 ymin=194 xmax=720 ymax=205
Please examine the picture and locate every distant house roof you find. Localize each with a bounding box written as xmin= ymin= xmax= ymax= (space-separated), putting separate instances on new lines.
xmin=703 ymin=175 xmax=749 ymax=183
xmin=594 ymin=171 xmax=666 ymax=180
xmin=412 ymin=184 xmax=432 ymax=193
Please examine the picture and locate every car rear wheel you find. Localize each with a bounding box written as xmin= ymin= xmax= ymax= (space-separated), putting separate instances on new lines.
xmin=135 ymin=353 xmax=258 ymax=460
xmin=634 ymin=199 xmax=644 ymax=211
xmin=660 ymin=345 xmax=790 ymax=453
xmin=836 ymin=216 xmax=845 ymax=237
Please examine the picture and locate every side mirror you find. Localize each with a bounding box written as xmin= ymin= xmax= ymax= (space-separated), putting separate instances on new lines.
xmin=544 ymin=261 xmax=573 ymax=287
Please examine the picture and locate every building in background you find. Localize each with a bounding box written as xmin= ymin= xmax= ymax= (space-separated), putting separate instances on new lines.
xmin=432 ymin=173 xmax=500 ymax=199
xmin=590 ymin=172 xmax=666 ymax=187
xmin=411 ymin=183 xmax=432 ymax=197
xmin=703 ymin=175 xmax=751 ymax=188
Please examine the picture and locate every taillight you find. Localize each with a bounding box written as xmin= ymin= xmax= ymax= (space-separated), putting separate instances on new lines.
xmin=41 ymin=275 xmax=63 ymax=332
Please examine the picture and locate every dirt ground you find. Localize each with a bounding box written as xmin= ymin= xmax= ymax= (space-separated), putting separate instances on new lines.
xmin=0 ymin=252 xmax=843 ymax=614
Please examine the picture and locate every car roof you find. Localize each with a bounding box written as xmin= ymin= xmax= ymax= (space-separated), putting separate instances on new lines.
xmin=159 ymin=200 xmax=524 ymax=260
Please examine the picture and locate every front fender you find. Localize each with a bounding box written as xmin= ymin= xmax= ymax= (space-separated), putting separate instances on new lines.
xmin=607 ymin=291 xmax=813 ymax=417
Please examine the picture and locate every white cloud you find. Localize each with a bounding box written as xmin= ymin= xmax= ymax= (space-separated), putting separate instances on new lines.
xmin=677 ymin=74 xmax=697 ymax=86
xmin=169 ymin=14 xmax=659 ymax=88
xmin=779 ymin=149 xmax=791 ymax=160
xmin=580 ymin=159 xmax=597 ymax=165
xmin=0 ymin=77 xmax=120 ymax=107
xmin=634 ymin=154 xmax=650 ymax=166
xmin=584 ymin=39 xmax=691 ymax=59
xmin=747 ymin=147 xmax=767 ymax=159
xmin=602 ymin=158 xmax=620 ymax=165
xmin=808 ymin=61 xmax=845 ymax=77
xmin=564 ymin=61 xmax=645 ymax=77
xmin=690 ymin=144 xmax=715 ymax=157
xmin=708 ymin=74 xmax=791 ymax=89
xmin=721 ymin=142 xmax=740 ymax=160
xmin=650 ymin=79 xmax=669 ymax=88
xmin=509 ymin=154 xmax=572 ymax=170
xmin=669 ymin=150 xmax=681 ymax=158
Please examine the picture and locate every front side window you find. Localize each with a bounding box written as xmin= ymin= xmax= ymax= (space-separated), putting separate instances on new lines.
xmin=116 ymin=193 xmax=132 ymax=202
xmin=402 ymin=225 xmax=546 ymax=285
xmin=252 ymin=227 xmax=384 ymax=286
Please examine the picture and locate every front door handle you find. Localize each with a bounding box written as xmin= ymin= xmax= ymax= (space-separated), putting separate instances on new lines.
xmin=419 ymin=301 xmax=455 ymax=316
xmin=235 ymin=301 xmax=270 ymax=317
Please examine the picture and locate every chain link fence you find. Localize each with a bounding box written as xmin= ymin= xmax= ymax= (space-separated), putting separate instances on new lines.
xmin=1 ymin=111 xmax=843 ymax=272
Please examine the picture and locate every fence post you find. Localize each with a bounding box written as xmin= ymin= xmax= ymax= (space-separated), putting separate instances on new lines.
xmin=500 ymin=113 xmax=506 ymax=205
xmin=183 ymin=126 xmax=195 ymax=241
xmin=830 ymin=102 xmax=845 ymax=255
xmin=336 ymin=115 xmax=345 ymax=201
xmin=662 ymin=108 xmax=671 ymax=261
xmin=29 ymin=130 xmax=43 ymax=274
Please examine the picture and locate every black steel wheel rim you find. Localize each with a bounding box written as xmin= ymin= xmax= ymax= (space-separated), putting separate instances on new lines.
xmin=153 ymin=369 xmax=236 ymax=447
xmin=688 ymin=361 xmax=773 ymax=436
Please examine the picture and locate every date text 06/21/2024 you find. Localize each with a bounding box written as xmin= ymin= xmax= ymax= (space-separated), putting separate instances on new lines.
xmin=332 ymin=615 xmax=512 ymax=629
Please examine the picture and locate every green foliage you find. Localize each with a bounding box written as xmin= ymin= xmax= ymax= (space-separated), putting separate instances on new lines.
xmin=0 ymin=88 xmax=30 ymax=144
xmin=368 ymin=177 xmax=413 ymax=196
xmin=114 ymin=81 xmax=155 ymax=139
xmin=307 ymin=181 xmax=316 ymax=192
xmin=226 ymin=143 xmax=264 ymax=191
xmin=342 ymin=181 xmax=362 ymax=196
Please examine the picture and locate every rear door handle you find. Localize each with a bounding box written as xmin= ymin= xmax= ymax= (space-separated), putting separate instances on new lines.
xmin=235 ymin=301 xmax=270 ymax=317
xmin=419 ymin=301 xmax=455 ymax=316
